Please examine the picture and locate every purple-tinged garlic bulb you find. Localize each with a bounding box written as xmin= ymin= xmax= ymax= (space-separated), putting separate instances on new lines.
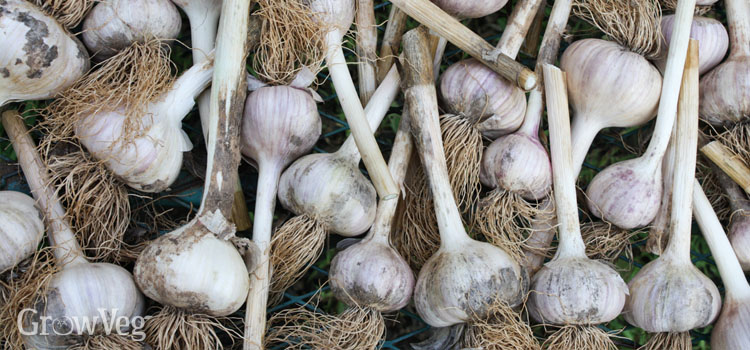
xmin=440 ymin=59 xmax=527 ymax=138
xmin=82 ymin=0 xmax=181 ymax=60
xmin=655 ymin=15 xmax=728 ymax=75
xmin=0 ymin=0 xmax=89 ymax=107
xmin=430 ymin=0 xmax=508 ymax=19
xmin=480 ymin=128 xmax=551 ymax=200
xmin=75 ymin=57 xmax=213 ymax=193
xmin=0 ymin=191 xmax=44 ymax=272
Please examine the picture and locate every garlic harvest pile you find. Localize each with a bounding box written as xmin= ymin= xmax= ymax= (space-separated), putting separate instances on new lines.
xmin=0 ymin=0 xmax=89 ymax=108
xmin=527 ymin=64 xmax=628 ymax=350
xmin=270 ymin=65 xmax=401 ymax=300
xmin=403 ymin=26 xmax=528 ymax=330
xmin=265 ymin=106 xmax=414 ymax=350
xmin=3 ymin=110 xmax=146 ymax=350
xmin=699 ymin=0 xmax=750 ymax=168
xmin=134 ymin=1 xmax=253 ymax=347
xmin=0 ymin=191 xmax=44 ymax=273
xmin=584 ymin=0 xmax=695 ymax=230
xmin=624 ymin=40 xmax=722 ymax=350
xmin=241 ymin=85 xmax=322 ymax=349
xmin=694 ymin=182 xmax=750 ymax=350
xmin=75 ymin=58 xmax=213 ymax=193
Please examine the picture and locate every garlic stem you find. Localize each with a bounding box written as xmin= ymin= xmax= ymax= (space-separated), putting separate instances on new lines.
xmin=543 ymin=64 xmax=586 ymax=259
xmin=663 ymin=39 xmax=699 ymax=263
xmin=726 ymin=0 xmax=750 ymax=58
xmin=694 ymin=181 xmax=750 ymax=300
xmin=158 ymin=56 xmax=215 ymax=124
xmin=701 ymin=141 xmax=750 ymax=195
xmin=570 ymin=116 xmax=602 ymax=176
xmin=402 ymin=27 xmax=470 ymax=248
xmin=432 ymin=36 xmax=447 ymax=82
xmin=642 ymin=0 xmax=696 ymax=165
xmin=367 ymin=106 xmax=413 ymax=245
xmin=517 ymin=82 xmax=543 ymax=138
xmin=356 ymin=0 xmax=378 ymax=104
xmin=718 ymin=168 xmax=750 ymax=212
xmin=325 ymin=29 xmax=399 ymax=199
xmin=336 ymin=65 xmax=401 ymax=161
xmin=200 ymin=0 xmax=252 ymax=224
xmin=389 ymin=0 xmax=537 ymax=90
xmin=244 ymin=161 xmax=281 ymax=350
xmin=496 ymin=0 xmax=544 ymax=58
xmin=377 ymin=6 xmax=407 ymax=83
xmin=2 ymin=110 xmax=87 ymax=267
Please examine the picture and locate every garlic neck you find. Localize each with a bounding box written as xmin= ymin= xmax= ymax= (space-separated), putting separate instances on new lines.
xmin=727 ymin=0 xmax=750 ymax=58
xmin=570 ymin=113 xmax=602 ymax=177
xmin=252 ymin=160 xmax=283 ymax=248
xmin=517 ymin=87 xmax=543 ymax=139
xmin=183 ymin=5 xmax=221 ymax=63
xmin=157 ymin=57 xmax=215 ymax=124
xmin=495 ymin=0 xmax=543 ymax=58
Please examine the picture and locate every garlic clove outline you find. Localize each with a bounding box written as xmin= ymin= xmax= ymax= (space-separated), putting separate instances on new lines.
xmin=0 ymin=0 xmax=90 ymax=107
xmin=0 ymin=191 xmax=45 ymax=273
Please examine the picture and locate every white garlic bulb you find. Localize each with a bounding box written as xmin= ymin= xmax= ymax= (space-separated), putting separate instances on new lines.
xmin=277 ymin=152 xmax=377 ymax=236
xmin=0 ymin=191 xmax=44 ymax=272
xmin=75 ymin=58 xmax=213 ymax=193
xmin=711 ymin=297 xmax=750 ymax=349
xmin=134 ymin=224 xmax=250 ymax=316
xmin=414 ymin=238 xmax=528 ymax=327
xmin=430 ymin=0 xmax=508 ymax=19
xmin=81 ymin=0 xmax=181 ymax=59
xmin=440 ymin=59 xmax=526 ymax=139
xmin=480 ymin=132 xmax=551 ymax=200
xmin=656 ymin=15 xmax=728 ymax=75
xmin=528 ymin=258 xmax=628 ymax=325
xmin=0 ymin=0 xmax=89 ymax=107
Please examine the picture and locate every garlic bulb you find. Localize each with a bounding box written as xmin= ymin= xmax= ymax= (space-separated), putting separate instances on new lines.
xmin=480 ymin=127 xmax=551 ymax=200
xmin=562 ymin=38 xmax=662 ymax=176
xmin=0 ymin=0 xmax=89 ymax=107
xmin=655 ymin=15 xmax=728 ymax=75
xmin=3 ymin=110 xmax=146 ymax=349
xmin=730 ymin=213 xmax=750 ymax=271
xmin=699 ymin=0 xmax=750 ymax=127
xmin=0 ymin=191 xmax=44 ymax=272
xmin=75 ymin=58 xmax=213 ymax=193
xmin=430 ymin=0 xmax=507 ymax=18
xmin=81 ymin=0 xmax=181 ymax=59
xmin=135 ymin=224 xmax=250 ymax=316
xmin=440 ymin=59 xmax=527 ymax=138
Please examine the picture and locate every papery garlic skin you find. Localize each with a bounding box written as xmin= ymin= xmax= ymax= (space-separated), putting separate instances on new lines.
xmin=241 ymin=86 xmax=322 ymax=167
xmin=81 ymin=0 xmax=181 ymax=59
xmin=711 ymin=297 xmax=750 ymax=349
xmin=562 ymin=39 xmax=662 ymax=132
xmin=330 ymin=239 xmax=414 ymax=312
xmin=440 ymin=59 xmax=526 ymax=139
xmin=22 ymin=262 xmax=145 ymax=348
xmin=700 ymin=58 xmax=750 ymax=126
xmin=624 ymin=259 xmax=721 ymax=332
xmin=277 ymin=154 xmax=377 ymax=237
xmin=0 ymin=191 xmax=44 ymax=272
xmin=656 ymin=15 xmax=728 ymax=75
xmin=729 ymin=214 xmax=750 ymax=271
xmin=586 ymin=158 xmax=662 ymax=229
xmin=0 ymin=0 xmax=89 ymax=106
xmin=414 ymin=239 xmax=528 ymax=327
xmin=480 ymin=133 xmax=551 ymax=200
xmin=134 ymin=224 xmax=250 ymax=316
xmin=528 ymin=258 xmax=628 ymax=325
xmin=430 ymin=0 xmax=508 ymax=19
xmin=75 ymin=107 xmax=191 ymax=193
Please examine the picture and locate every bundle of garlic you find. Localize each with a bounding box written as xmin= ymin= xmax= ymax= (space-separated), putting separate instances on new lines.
xmin=269 ymin=65 xmax=401 ymax=302
xmin=583 ymin=0 xmax=695 ymax=230
xmin=133 ymin=1 xmax=253 ymax=348
xmin=699 ymin=0 xmax=750 ymax=173
xmin=403 ymin=27 xmax=535 ymax=350
xmin=525 ymin=64 xmax=628 ymax=350
xmin=0 ymin=0 xmax=89 ymax=108
xmin=624 ymin=39 xmax=722 ymax=350
xmin=2 ymin=110 xmax=146 ymax=350
xmin=397 ymin=0 xmax=543 ymax=270
xmin=265 ymin=106 xmax=413 ymax=350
